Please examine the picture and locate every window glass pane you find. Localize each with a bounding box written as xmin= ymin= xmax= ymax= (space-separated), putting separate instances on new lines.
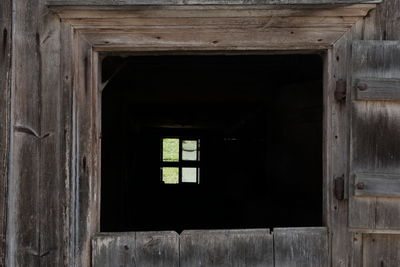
xmin=182 ymin=140 xmax=197 ymax=161
xmin=162 ymin=167 xmax=179 ymax=184
xmin=162 ymin=138 xmax=179 ymax=162
xmin=182 ymin=167 xmax=197 ymax=183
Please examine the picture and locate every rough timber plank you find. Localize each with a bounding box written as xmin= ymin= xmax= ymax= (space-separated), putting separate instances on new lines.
xmin=362 ymin=234 xmax=400 ymax=267
xmin=53 ymin=6 xmax=375 ymax=19
xmin=327 ymin=19 xmax=364 ymax=267
xmin=180 ymin=229 xmax=273 ymax=267
xmin=7 ymin=0 xmax=42 ymax=266
xmin=81 ymin=27 xmax=344 ymax=50
xmin=0 ymin=0 xmax=12 ymax=265
xmin=274 ymin=227 xmax=329 ymax=267
xmin=47 ymin=0 xmax=382 ymax=5
xmin=363 ymin=0 xmax=400 ymax=40
xmin=350 ymin=41 xmax=400 ymax=230
xmin=354 ymin=78 xmax=400 ymax=100
xmin=7 ymin=0 xmax=67 ymax=266
xmin=92 ymin=232 xmax=179 ymax=267
xmin=354 ymin=173 xmax=400 ymax=197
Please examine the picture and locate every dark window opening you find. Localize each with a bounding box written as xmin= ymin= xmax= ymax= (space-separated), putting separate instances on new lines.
xmin=101 ymin=54 xmax=323 ymax=233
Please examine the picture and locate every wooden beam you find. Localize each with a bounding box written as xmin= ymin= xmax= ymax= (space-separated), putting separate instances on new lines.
xmin=47 ymin=0 xmax=382 ymax=6
xmin=0 ymin=0 xmax=12 ymax=265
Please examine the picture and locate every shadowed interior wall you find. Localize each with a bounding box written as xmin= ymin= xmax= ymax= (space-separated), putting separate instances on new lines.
xmin=101 ymin=55 xmax=323 ymax=232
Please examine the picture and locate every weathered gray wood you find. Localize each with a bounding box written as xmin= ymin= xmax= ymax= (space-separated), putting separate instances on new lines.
xmin=326 ymin=19 xmax=364 ymax=267
xmin=274 ymin=227 xmax=329 ymax=267
xmin=363 ymin=0 xmax=400 ymax=40
xmin=354 ymin=173 xmax=400 ymax=197
xmin=92 ymin=231 xmax=179 ymax=267
xmin=7 ymin=0 xmax=43 ymax=266
xmin=180 ymin=229 xmax=273 ymax=267
xmin=92 ymin=233 xmax=137 ymax=267
xmin=362 ymin=234 xmax=400 ymax=267
xmin=47 ymin=0 xmax=382 ymax=6
xmin=0 ymin=0 xmax=12 ymax=266
xmin=350 ymin=41 xmax=400 ymax=230
xmin=7 ymin=0 xmax=67 ymax=266
xmin=355 ymin=78 xmax=400 ymax=100
xmin=135 ymin=232 xmax=179 ymax=266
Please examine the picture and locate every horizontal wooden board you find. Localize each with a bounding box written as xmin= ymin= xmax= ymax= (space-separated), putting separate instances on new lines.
xmin=82 ymin=27 xmax=344 ymax=50
xmin=180 ymin=229 xmax=273 ymax=267
xmin=355 ymin=78 xmax=400 ymax=100
xmin=53 ymin=6 xmax=375 ymax=19
xmin=47 ymin=0 xmax=382 ymax=6
xmin=274 ymin=227 xmax=329 ymax=267
xmin=68 ymin=16 xmax=360 ymax=29
xmin=354 ymin=173 xmax=400 ymax=197
xmin=92 ymin=231 xmax=179 ymax=267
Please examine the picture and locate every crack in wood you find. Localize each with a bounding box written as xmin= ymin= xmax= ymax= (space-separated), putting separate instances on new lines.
xmin=14 ymin=125 xmax=52 ymax=140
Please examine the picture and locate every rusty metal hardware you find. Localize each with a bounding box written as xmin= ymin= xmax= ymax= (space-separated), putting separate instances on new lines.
xmin=334 ymin=177 xmax=345 ymax=200
xmin=356 ymin=182 xmax=365 ymax=190
xmin=335 ymin=79 xmax=346 ymax=101
xmin=356 ymin=83 xmax=368 ymax=91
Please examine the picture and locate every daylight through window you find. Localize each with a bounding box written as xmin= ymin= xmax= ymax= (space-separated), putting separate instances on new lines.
xmin=161 ymin=138 xmax=200 ymax=184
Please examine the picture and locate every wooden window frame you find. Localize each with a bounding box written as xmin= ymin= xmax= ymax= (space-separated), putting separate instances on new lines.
xmin=50 ymin=4 xmax=377 ymax=266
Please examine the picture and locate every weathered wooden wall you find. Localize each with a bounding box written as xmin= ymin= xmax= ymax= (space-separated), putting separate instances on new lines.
xmin=1 ymin=0 xmax=400 ymax=266
xmin=5 ymin=0 xmax=68 ymax=266
xmin=0 ymin=0 xmax=12 ymax=266
xmin=351 ymin=1 xmax=400 ymax=266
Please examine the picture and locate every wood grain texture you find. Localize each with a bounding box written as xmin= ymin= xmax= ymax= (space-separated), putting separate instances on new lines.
xmin=355 ymin=78 xmax=400 ymax=100
xmin=326 ymin=19 xmax=363 ymax=267
xmin=354 ymin=173 xmax=400 ymax=197
xmin=92 ymin=232 xmax=179 ymax=267
xmin=350 ymin=41 xmax=400 ymax=230
xmin=0 ymin=0 xmax=12 ymax=266
xmin=363 ymin=0 xmax=400 ymax=40
xmin=362 ymin=234 xmax=400 ymax=267
xmin=53 ymin=5 xmax=375 ymax=17
xmin=274 ymin=227 xmax=329 ymax=267
xmin=6 ymin=0 xmax=68 ymax=266
xmin=180 ymin=229 xmax=273 ymax=267
xmin=47 ymin=0 xmax=382 ymax=6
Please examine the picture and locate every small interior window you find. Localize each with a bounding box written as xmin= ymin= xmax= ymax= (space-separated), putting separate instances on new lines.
xmin=161 ymin=138 xmax=200 ymax=184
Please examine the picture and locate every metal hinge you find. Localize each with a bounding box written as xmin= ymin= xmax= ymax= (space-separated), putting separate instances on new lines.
xmin=334 ymin=176 xmax=345 ymax=200
xmin=335 ymin=79 xmax=347 ymax=102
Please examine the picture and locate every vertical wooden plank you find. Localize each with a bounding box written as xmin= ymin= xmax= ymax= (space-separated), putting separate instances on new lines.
xmin=362 ymin=234 xmax=400 ymax=267
xmin=180 ymin=230 xmax=230 ymax=267
xmin=274 ymin=227 xmax=329 ymax=267
xmin=363 ymin=0 xmax=400 ymax=41
xmin=7 ymin=0 xmax=67 ymax=265
xmin=60 ymin=22 xmax=74 ymax=267
xmin=74 ymin=32 xmax=97 ymax=267
xmin=0 ymin=0 xmax=12 ymax=266
xmin=327 ymin=19 xmax=363 ymax=267
xmin=228 ymin=229 xmax=273 ymax=267
xmin=180 ymin=229 xmax=273 ymax=267
xmin=350 ymin=232 xmax=363 ymax=267
xmin=7 ymin=0 xmax=42 ymax=266
xmin=38 ymin=8 xmax=67 ymax=267
xmin=92 ymin=233 xmax=137 ymax=267
xmin=135 ymin=231 xmax=179 ymax=266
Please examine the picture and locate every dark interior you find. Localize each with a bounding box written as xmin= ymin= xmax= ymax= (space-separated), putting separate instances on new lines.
xmin=100 ymin=54 xmax=323 ymax=233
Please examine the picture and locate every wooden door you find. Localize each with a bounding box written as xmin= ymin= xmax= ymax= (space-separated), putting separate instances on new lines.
xmin=92 ymin=228 xmax=328 ymax=266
